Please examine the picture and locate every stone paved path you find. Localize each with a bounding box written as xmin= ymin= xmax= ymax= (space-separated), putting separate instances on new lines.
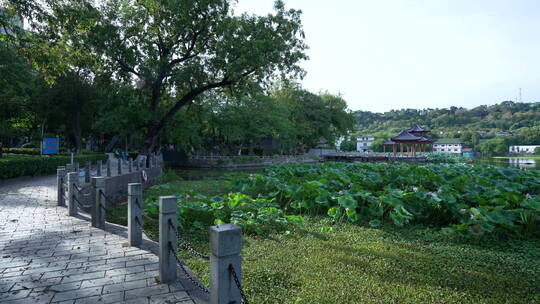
xmin=0 ymin=175 xmax=206 ymax=304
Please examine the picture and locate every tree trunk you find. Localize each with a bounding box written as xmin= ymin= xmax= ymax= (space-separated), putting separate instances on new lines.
xmin=248 ymin=140 xmax=254 ymax=155
xmin=105 ymin=135 xmax=119 ymax=153
xmin=237 ymin=143 xmax=243 ymax=156
xmin=72 ymin=110 xmax=83 ymax=154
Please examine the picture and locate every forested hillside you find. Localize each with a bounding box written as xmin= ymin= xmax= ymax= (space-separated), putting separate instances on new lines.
xmin=353 ymin=101 xmax=540 ymax=154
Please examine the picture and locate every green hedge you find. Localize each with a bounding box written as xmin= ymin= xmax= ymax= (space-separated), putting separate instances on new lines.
xmin=3 ymin=148 xmax=105 ymax=156
xmin=0 ymin=154 xmax=108 ymax=180
xmin=3 ymin=148 xmax=41 ymax=155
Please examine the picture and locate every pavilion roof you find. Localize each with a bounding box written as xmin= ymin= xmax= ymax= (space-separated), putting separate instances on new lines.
xmin=408 ymin=124 xmax=430 ymax=133
xmin=391 ymin=131 xmax=422 ymax=142
xmin=383 ymin=140 xmax=395 ymax=145
xmin=419 ymin=136 xmax=435 ymax=143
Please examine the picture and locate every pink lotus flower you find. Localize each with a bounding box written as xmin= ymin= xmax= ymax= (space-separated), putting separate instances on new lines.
xmin=339 ymin=191 xmax=344 ymax=195
xmin=412 ymin=187 xmax=419 ymax=192
xmin=459 ymin=209 xmax=467 ymax=215
xmin=526 ymin=193 xmax=532 ymax=199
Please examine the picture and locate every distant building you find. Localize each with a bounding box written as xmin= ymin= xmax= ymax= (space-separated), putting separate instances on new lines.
xmin=357 ymin=136 xmax=374 ymax=152
xmin=509 ymin=145 xmax=540 ymax=154
xmin=462 ymin=148 xmax=475 ymax=159
xmin=477 ymin=131 xmax=488 ymax=137
xmin=494 ymin=131 xmax=515 ymax=137
xmin=433 ymin=138 xmax=464 ymax=154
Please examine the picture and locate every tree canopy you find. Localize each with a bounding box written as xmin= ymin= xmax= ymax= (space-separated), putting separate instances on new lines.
xmin=5 ymin=0 xmax=308 ymax=153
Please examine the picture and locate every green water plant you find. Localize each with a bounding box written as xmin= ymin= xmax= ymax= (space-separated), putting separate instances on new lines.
xmin=230 ymin=162 xmax=540 ymax=236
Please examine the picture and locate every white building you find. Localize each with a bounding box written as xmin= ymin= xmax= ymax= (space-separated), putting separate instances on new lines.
xmin=357 ymin=136 xmax=375 ymax=153
xmin=509 ymin=145 xmax=540 ymax=154
xmin=433 ymin=138 xmax=464 ymax=154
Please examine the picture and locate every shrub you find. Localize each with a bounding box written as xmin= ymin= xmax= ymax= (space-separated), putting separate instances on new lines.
xmin=128 ymin=152 xmax=139 ymax=160
xmin=4 ymin=148 xmax=41 ymax=155
xmin=21 ymin=142 xmax=39 ymax=148
xmin=0 ymin=154 xmax=108 ymax=179
xmin=424 ymin=152 xmax=467 ymax=163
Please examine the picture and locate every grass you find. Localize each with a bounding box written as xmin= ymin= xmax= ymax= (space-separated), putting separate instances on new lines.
xmin=106 ymin=169 xmax=540 ymax=304
xmin=493 ymin=155 xmax=540 ymax=160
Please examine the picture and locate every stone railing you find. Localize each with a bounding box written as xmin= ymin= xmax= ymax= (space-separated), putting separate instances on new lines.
xmin=58 ymin=176 xmax=247 ymax=304
xmin=56 ymin=153 xmax=163 ymax=209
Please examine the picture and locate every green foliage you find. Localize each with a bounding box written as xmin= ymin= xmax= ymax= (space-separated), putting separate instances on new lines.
xmin=0 ymin=41 xmax=35 ymax=142
xmin=161 ymin=169 xmax=183 ymax=183
xmin=0 ymin=154 xmax=107 ymax=179
xmin=338 ymin=138 xmax=357 ymax=151
xmin=4 ymin=148 xmax=41 ymax=155
xmin=9 ymin=0 xmax=309 ymax=152
xmin=477 ymin=137 xmax=509 ymax=156
xmin=143 ymin=188 xmax=303 ymax=235
xmin=424 ymin=152 xmax=467 ymax=163
xmin=231 ymin=162 xmax=540 ymax=236
xmin=271 ymin=83 xmax=356 ymax=152
xmin=535 ymin=147 xmax=540 ymax=155
xmin=163 ymin=86 xmax=355 ymax=155
xmin=354 ymin=102 xmax=540 ymax=135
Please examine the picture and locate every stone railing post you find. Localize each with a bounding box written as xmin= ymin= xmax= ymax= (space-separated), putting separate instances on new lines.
xmin=128 ymin=183 xmax=142 ymax=247
xmin=159 ymin=196 xmax=177 ymax=283
xmin=74 ymin=162 xmax=79 ymax=174
xmin=97 ymin=160 xmax=102 ymax=176
xmin=67 ymin=172 xmax=78 ymax=216
xmin=128 ymin=158 xmax=133 ymax=173
xmin=92 ymin=177 xmax=106 ymax=229
xmin=117 ymin=157 xmax=122 ymax=175
xmin=106 ymin=159 xmax=111 ymax=177
xmin=57 ymin=167 xmax=66 ymax=207
xmin=85 ymin=161 xmax=91 ymax=183
xmin=210 ymin=224 xmax=243 ymax=304
xmin=135 ymin=158 xmax=140 ymax=171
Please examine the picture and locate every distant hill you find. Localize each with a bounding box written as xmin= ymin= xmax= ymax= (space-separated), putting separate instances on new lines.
xmin=353 ymin=101 xmax=540 ymax=155
xmin=354 ymin=101 xmax=540 ymax=135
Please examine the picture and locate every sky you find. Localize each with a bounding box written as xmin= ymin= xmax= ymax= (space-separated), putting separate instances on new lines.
xmin=234 ymin=0 xmax=540 ymax=112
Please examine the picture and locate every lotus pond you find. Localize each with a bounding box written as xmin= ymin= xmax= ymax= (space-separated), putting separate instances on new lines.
xmin=105 ymin=162 xmax=540 ymax=303
xmin=143 ymin=162 xmax=540 ymax=237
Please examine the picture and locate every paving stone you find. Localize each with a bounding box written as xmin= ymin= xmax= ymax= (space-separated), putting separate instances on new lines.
xmin=79 ymin=275 xmax=126 ymax=289
xmin=52 ymin=286 xmax=103 ymax=302
xmin=3 ymin=291 xmax=54 ymax=304
xmin=102 ymin=278 xmax=147 ymax=294
xmin=73 ymin=291 xmax=124 ymax=304
xmin=0 ymin=174 xmax=200 ymax=304
xmin=124 ymin=284 xmax=171 ymax=300
xmin=149 ymin=291 xmax=191 ymax=303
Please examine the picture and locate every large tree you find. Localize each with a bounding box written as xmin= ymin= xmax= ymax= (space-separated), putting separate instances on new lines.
xmin=0 ymin=41 xmax=34 ymax=149
xmin=5 ymin=0 xmax=308 ymax=153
